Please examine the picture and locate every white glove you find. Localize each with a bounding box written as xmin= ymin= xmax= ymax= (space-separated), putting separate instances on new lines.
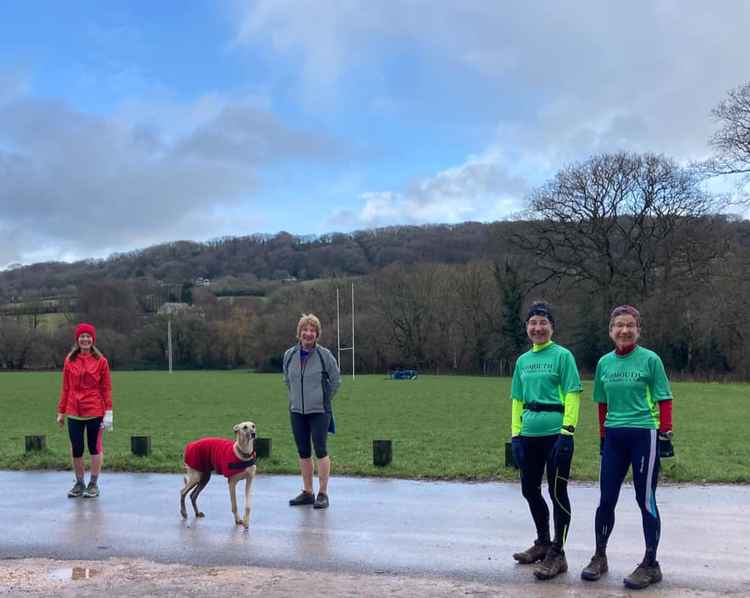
xmin=103 ymin=410 xmax=114 ymax=431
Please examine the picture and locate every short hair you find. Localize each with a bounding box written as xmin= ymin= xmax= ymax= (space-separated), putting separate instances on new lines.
xmin=609 ymin=305 xmax=641 ymax=328
xmin=526 ymin=301 xmax=555 ymax=327
xmin=296 ymin=313 xmax=322 ymax=339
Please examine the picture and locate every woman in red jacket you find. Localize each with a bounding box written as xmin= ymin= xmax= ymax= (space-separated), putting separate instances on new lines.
xmin=56 ymin=323 xmax=113 ymax=498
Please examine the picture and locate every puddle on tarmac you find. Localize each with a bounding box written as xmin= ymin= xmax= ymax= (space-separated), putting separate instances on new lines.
xmin=48 ymin=567 xmax=97 ymax=581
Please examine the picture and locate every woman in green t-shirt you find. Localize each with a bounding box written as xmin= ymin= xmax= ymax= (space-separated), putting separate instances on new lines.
xmin=581 ymin=305 xmax=674 ymax=590
xmin=509 ymin=301 xmax=583 ymax=581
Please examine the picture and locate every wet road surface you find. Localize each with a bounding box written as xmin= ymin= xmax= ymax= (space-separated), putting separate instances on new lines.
xmin=1 ymin=471 xmax=748 ymax=595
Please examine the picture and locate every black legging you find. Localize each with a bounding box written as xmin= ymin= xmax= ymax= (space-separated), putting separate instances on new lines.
xmin=290 ymin=412 xmax=330 ymax=459
xmin=67 ymin=417 xmax=103 ymax=458
xmin=520 ymin=434 xmax=572 ymax=548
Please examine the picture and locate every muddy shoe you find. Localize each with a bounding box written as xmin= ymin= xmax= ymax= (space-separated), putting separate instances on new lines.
xmin=313 ymin=492 xmax=329 ymax=509
xmin=534 ymin=545 xmax=567 ymax=580
xmin=512 ymin=540 xmax=550 ymax=564
xmin=67 ymin=481 xmax=85 ymax=498
xmin=82 ymin=482 xmax=100 ymax=498
xmin=581 ymin=553 xmax=608 ymax=581
xmin=288 ymin=490 xmax=315 ymax=506
xmin=623 ymin=560 xmax=662 ymax=590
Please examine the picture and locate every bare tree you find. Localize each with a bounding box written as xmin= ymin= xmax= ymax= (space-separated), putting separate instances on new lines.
xmin=710 ymin=81 xmax=750 ymax=177
xmin=513 ymin=152 xmax=720 ymax=307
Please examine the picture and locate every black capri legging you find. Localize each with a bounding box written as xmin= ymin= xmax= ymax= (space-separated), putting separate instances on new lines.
xmin=67 ymin=417 xmax=103 ymax=458
xmin=290 ymin=412 xmax=330 ymax=459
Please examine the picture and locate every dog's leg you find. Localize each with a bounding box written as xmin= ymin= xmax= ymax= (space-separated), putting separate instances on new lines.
xmin=190 ymin=471 xmax=211 ymax=517
xmin=180 ymin=470 xmax=200 ymax=519
xmin=242 ymin=472 xmax=254 ymax=528
xmin=229 ymin=477 xmax=241 ymax=525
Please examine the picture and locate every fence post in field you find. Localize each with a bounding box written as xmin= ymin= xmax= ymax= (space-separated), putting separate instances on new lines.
xmin=255 ymin=437 xmax=272 ymax=459
xmin=25 ymin=435 xmax=47 ymax=453
xmin=373 ymin=440 xmax=392 ymax=466
xmin=131 ymin=436 xmax=151 ymax=457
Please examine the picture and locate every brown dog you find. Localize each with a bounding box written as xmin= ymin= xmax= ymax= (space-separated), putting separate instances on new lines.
xmin=180 ymin=421 xmax=257 ymax=528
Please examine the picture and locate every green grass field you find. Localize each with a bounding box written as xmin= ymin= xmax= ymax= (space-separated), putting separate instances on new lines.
xmin=1 ymin=372 xmax=747 ymax=482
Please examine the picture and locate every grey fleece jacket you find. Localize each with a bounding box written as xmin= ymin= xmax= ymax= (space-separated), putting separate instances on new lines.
xmin=283 ymin=343 xmax=341 ymax=414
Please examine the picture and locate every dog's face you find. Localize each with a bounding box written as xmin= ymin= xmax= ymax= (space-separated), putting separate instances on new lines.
xmin=233 ymin=421 xmax=256 ymax=449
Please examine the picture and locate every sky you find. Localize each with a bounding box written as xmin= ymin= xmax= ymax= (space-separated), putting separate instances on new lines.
xmin=1 ymin=1 xmax=749 ymax=269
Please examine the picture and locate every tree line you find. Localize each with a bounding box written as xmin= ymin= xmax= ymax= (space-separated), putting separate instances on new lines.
xmin=3 ymin=81 xmax=750 ymax=378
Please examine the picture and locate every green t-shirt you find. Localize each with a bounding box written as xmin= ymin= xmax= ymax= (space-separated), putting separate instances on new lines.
xmin=510 ymin=342 xmax=582 ymax=436
xmin=593 ymin=346 xmax=672 ymax=429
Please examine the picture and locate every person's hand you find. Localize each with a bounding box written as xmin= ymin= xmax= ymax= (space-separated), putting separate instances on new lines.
xmin=552 ymin=433 xmax=574 ymax=465
xmin=658 ymin=431 xmax=674 ymax=458
xmin=511 ymin=436 xmax=524 ymax=470
xmin=56 ymin=413 xmax=65 ymax=429
xmin=103 ymin=410 xmax=114 ymax=432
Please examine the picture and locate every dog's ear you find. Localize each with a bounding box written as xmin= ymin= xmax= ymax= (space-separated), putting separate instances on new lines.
xmin=233 ymin=424 xmax=241 ymax=433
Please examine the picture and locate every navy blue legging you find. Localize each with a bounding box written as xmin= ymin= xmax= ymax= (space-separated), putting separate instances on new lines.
xmin=595 ymin=427 xmax=660 ymax=558
xmin=67 ymin=417 xmax=103 ymax=458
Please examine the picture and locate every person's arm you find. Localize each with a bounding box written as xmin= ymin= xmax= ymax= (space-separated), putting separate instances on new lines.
xmin=282 ymin=349 xmax=292 ymax=388
xmin=561 ymin=392 xmax=581 ymax=435
xmin=511 ymin=399 xmax=523 ymax=437
xmin=598 ymin=403 xmax=608 ymax=438
xmin=57 ymin=362 xmax=70 ymax=426
xmin=100 ymin=358 xmax=113 ymax=412
xmin=326 ymin=349 xmax=341 ymax=399
xmin=659 ymin=399 xmax=672 ymax=432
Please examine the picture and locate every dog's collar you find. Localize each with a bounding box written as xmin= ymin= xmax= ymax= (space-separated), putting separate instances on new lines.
xmin=236 ymin=447 xmax=255 ymax=460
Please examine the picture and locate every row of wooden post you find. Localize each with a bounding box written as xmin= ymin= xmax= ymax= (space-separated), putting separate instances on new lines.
xmin=23 ymin=435 xmax=410 ymax=467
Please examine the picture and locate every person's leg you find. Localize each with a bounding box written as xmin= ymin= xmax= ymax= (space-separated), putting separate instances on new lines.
xmin=310 ymin=413 xmax=331 ymax=504
xmin=86 ymin=418 xmax=104 ymax=481
xmin=513 ymin=435 xmax=552 ymax=563
xmin=546 ymin=436 xmax=572 ymax=549
xmin=630 ymin=428 xmax=661 ymax=561
xmin=623 ymin=428 xmax=663 ymax=589
xmin=289 ymin=412 xmax=314 ymax=493
xmin=66 ymin=419 xmax=86 ymax=496
xmin=582 ymin=427 xmax=631 ymax=581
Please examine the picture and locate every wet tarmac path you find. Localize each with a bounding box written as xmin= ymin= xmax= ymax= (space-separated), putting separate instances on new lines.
xmin=1 ymin=471 xmax=748 ymax=594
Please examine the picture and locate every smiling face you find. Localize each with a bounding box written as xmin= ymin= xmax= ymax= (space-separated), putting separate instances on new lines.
xmin=298 ymin=323 xmax=319 ymax=350
xmin=77 ymin=332 xmax=94 ymax=352
xmin=609 ymin=314 xmax=640 ymax=350
xmin=526 ymin=315 xmax=553 ymax=345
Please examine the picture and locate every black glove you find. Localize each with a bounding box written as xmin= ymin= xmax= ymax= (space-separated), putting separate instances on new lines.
xmin=511 ymin=436 xmax=524 ymax=470
xmin=553 ymin=433 xmax=574 ymax=465
xmin=600 ymin=436 xmax=605 ymax=457
xmin=658 ymin=431 xmax=674 ymax=458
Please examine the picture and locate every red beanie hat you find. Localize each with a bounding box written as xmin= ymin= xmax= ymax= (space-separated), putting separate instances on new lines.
xmin=75 ymin=323 xmax=96 ymax=344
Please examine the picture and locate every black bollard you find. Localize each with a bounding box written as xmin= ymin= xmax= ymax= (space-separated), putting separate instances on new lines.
xmin=373 ymin=440 xmax=392 ymax=467
xmin=130 ymin=436 xmax=151 ymax=457
xmin=25 ymin=435 xmax=47 ymax=452
xmin=255 ymin=437 xmax=272 ymax=459
xmin=505 ymin=441 xmax=518 ymax=469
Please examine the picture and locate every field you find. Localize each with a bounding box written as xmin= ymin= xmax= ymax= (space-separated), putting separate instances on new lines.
xmin=1 ymin=372 xmax=747 ymax=482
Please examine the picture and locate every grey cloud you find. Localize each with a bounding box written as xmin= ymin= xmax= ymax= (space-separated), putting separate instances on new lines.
xmin=0 ymin=94 xmax=336 ymax=267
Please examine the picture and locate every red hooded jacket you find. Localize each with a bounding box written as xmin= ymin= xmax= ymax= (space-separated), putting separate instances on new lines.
xmin=57 ymin=352 xmax=112 ymax=417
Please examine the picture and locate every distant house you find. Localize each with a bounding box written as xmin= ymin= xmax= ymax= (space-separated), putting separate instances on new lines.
xmin=157 ymin=302 xmax=193 ymax=316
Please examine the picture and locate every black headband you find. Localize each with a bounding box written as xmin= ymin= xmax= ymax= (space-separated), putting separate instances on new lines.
xmin=526 ymin=303 xmax=555 ymax=326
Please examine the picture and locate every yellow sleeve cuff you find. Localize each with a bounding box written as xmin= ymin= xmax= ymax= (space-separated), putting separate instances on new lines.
xmin=511 ymin=399 xmax=523 ymax=437
xmin=562 ymin=391 xmax=581 ymax=432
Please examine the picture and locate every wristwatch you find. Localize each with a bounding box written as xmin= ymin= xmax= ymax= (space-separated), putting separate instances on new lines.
xmin=562 ymin=425 xmax=575 ymax=434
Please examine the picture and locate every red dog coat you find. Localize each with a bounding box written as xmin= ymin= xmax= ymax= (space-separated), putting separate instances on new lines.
xmin=184 ymin=437 xmax=256 ymax=478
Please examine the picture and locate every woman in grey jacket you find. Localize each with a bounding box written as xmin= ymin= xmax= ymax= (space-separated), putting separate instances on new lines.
xmin=283 ymin=313 xmax=341 ymax=509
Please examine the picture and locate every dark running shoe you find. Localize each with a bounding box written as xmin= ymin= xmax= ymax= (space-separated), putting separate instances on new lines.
xmin=534 ymin=545 xmax=568 ymax=580
xmin=581 ymin=553 xmax=608 ymax=581
xmin=288 ymin=490 xmax=315 ymax=506
xmin=67 ymin=480 xmax=85 ymax=498
xmin=82 ymin=481 xmax=100 ymax=498
xmin=623 ymin=560 xmax=662 ymax=590
xmin=512 ymin=540 xmax=550 ymax=564
xmin=313 ymin=492 xmax=329 ymax=509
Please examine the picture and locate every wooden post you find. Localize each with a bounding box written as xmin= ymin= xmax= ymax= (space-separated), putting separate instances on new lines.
xmin=505 ymin=441 xmax=518 ymax=469
xmin=25 ymin=435 xmax=47 ymax=452
xmin=130 ymin=436 xmax=151 ymax=457
xmin=373 ymin=440 xmax=392 ymax=467
xmin=255 ymin=437 xmax=272 ymax=459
